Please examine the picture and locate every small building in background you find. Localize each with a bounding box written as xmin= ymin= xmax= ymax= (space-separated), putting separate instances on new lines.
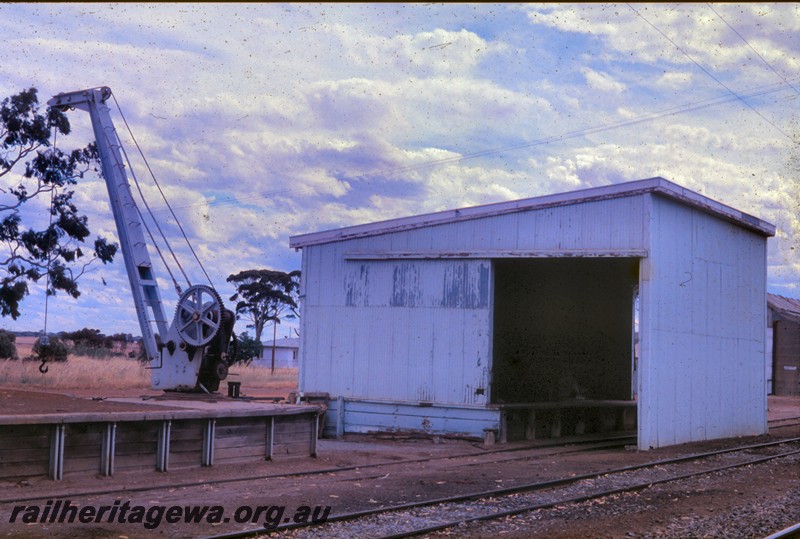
xmin=767 ymin=294 xmax=800 ymax=396
xmin=290 ymin=177 xmax=775 ymax=449
xmin=252 ymin=337 xmax=299 ymax=369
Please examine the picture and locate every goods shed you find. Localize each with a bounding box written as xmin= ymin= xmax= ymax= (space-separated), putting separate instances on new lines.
xmin=289 ymin=177 xmax=775 ymax=449
xmin=767 ymin=294 xmax=800 ymax=396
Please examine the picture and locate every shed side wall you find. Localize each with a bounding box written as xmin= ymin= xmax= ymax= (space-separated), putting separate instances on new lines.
xmin=639 ymin=196 xmax=767 ymax=448
xmin=300 ymin=196 xmax=648 ymax=406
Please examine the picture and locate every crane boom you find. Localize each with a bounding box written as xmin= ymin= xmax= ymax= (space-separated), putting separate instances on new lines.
xmin=48 ymin=87 xmax=167 ymax=361
xmin=48 ymin=87 xmax=235 ymax=392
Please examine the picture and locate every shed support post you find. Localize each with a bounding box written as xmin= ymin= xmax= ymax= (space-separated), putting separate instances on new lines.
xmin=525 ymin=409 xmax=537 ymax=440
xmin=101 ymin=422 xmax=116 ymax=476
xmin=336 ymin=395 xmax=345 ymax=438
xmin=49 ymin=424 xmax=65 ymax=481
xmin=551 ymin=410 xmax=562 ymax=438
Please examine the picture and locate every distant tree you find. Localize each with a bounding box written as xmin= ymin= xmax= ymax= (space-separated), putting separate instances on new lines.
xmin=62 ymin=327 xmax=113 ymax=356
xmin=32 ymin=335 xmax=68 ymax=362
xmin=108 ymin=332 xmax=131 ymax=351
xmin=230 ymin=331 xmax=263 ymax=366
xmin=1 ymin=87 xmax=117 ymax=320
xmin=0 ymin=329 xmax=17 ymax=359
xmin=227 ymin=269 xmax=300 ymax=343
xmin=227 ymin=269 xmax=300 ymax=373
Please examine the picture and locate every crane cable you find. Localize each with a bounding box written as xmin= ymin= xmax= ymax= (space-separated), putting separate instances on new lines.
xmin=105 ymin=125 xmax=188 ymax=295
xmin=39 ymin=125 xmax=59 ymax=375
xmin=93 ymin=96 xmax=190 ymax=293
xmin=109 ymin=91 xmax=215 ymax=290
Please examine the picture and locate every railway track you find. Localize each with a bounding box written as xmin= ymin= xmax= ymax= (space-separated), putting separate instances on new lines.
xmin=4 ymin=415 xmax=794 ymax=509
xmin=201 ymin=436 xmax=800 ymax=539
xmin=765 ymin=522 xmax=800 ymax=539
xmin=0 ymin=434 xmax=634 ymax=505
xmin=7 ymin=416 xmax=795 ymax=507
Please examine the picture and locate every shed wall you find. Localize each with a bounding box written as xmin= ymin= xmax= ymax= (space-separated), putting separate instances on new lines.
xmin=638 ymin=196 xmax=767 ymax=448
xmin=299 ymin=195 xmax=648 ymax=410
xmin=773 ymin=320 xmax=800 ymax=396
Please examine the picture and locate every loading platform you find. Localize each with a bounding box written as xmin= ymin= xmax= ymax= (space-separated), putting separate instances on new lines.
xmin=0 ymin=389 xmax=320 ymax=481
xmin=491 ymin=399 xmax=637 ymax=443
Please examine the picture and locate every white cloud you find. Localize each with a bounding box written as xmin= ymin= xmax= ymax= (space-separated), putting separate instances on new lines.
xmin=655 ymin=71 xmax=693 ymax=89
xmin=1 ymin=2 xmax=798 ymax=336
xmin=581 ymin=67 xmax=627 ymax=93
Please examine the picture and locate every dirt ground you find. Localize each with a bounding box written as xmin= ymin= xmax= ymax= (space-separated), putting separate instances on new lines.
xmin=0 ymin=389 xmax=798 ymax=538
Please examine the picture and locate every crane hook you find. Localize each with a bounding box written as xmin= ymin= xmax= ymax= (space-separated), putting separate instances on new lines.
xmin=39 ymin=359 xmax=49 ymax=374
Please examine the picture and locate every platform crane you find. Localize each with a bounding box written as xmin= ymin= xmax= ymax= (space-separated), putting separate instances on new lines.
xmin=47 ymin=87 xmax=235 ymax=393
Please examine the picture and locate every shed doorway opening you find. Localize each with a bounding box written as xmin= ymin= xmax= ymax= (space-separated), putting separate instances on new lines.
xmin=491 ymin=258 xmax=639 ymax=439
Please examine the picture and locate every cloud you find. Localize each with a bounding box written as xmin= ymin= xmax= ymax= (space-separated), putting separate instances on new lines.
xmin=523 ymin=3 xmax=800 ymax=87
xmin=654 ymin=71 xmax=694 ymax=89
xmin=581 ymin=67 xmax=627 ymax=93
xmin=1 ymin=2 xmax=798 ymax=337
xmin=331 ymin=26 xmax=504 ymax=79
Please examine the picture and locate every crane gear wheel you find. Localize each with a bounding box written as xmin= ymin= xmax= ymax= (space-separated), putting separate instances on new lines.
xmin=175 ymin=285 xmax=223 ymax=347
xmin=213 ymin=360 xmax=229 ymax=381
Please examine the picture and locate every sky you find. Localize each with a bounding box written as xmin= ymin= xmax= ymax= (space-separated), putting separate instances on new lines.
xmin=1 ymin=3 xmax=798 ymax=340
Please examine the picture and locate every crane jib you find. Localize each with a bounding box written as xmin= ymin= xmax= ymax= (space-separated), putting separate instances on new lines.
xmin=48 ymin=87 xmax=234 ymax=393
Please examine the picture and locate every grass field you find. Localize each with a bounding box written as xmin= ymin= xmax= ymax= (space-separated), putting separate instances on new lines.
xmin=1 ymin=336 xmax=298 ymax=391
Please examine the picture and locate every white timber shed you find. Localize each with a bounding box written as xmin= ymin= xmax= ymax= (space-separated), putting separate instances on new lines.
xmin=289 ymin=177 xmax=776 ymax=449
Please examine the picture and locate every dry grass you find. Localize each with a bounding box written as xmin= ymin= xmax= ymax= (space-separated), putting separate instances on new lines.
xmin=0 ymin=355 xmax=149 ymax=389
xmin=0 ymin=354 xmax=298 ymax=391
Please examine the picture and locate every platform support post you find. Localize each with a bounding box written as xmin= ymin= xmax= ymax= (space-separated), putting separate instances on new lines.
xmin=157 ymin=420 xmax=171 ymax=472
xmin=202 ymin=419 xmax=215 ymax=466
xmin=265 ymin=417 xmax=274 ymax=461
xmin=101 ymin=423 xmax=116 ymax=476
xmin=49 ymin=424 xmax=65 ymax=481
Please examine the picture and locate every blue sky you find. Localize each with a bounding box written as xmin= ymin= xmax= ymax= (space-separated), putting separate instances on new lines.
xmin=1 ymin=3 xmax=798 ymax=339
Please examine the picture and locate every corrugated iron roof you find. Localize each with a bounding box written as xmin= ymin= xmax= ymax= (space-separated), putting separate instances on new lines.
xmin=768 ymin=293 xmax=800 ymax=319
xmin=261 ymin=337 xmax=300 ymax=349
xmin=290 ymin=177 xmax=776 ymax=248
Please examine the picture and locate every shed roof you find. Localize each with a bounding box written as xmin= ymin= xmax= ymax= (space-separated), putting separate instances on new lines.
xmin=768 ymin=293 xmax=800 ymax=321
xmin=261 ymin=337 xmax=300 ymax=349
xmin=290 ymin=177 xmax=775 ymax=248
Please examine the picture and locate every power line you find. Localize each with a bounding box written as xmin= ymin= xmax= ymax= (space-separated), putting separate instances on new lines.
xmin=705 ymin=3 xmax=800 ymax=96
xmin=149 ymin=77 xmax=798 ymax=215
xmin=626 ymin=3 xmax=793 ymax=142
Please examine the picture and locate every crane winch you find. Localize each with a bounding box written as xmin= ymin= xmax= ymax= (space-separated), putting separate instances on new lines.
xmin=47 ymin=87 xmax=235 ymax=393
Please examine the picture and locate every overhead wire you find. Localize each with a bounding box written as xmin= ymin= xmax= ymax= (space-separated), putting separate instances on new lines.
xmin=130 ymin=6 xmax=798 ymax=220
xmin=704 ymin=3 xmax=800 ymax=96
xmin=146 ymin=76 xmax=798 ymax=215
xmin=625 ymin=3 xmax=793 ymax=142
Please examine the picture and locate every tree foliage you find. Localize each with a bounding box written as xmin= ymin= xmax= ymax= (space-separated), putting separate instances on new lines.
xmin=1 ymin=88 xmax=118 ymax=319
xmin=62 ymin=327 xmax=112 ymax=350
xmin=230 ymin=331 xmax=263 ymax=365
xmin=32 ymin=335 xmax=68 ymax=362
xmin=226 ymin=269 xmax=300 ymax=343
xmin=0 ymin=329 xmax=17 ymax=359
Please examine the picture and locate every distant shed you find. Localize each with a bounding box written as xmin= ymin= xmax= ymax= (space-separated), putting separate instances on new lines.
xmin=253 ymin=337 xmax=300 ymax=369
xmin=767 ymin=294 xmax=800 ymax=396
xmin=289 ymin=177 xmax=776 ymax=449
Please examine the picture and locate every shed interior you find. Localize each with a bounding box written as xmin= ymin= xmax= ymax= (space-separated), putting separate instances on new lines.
xmin=491 ymin=258 xmax=639 ymax=438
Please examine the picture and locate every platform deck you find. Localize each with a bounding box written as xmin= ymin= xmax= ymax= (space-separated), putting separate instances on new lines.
xmin=0 ymin=389 xmax=320 ymax=481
